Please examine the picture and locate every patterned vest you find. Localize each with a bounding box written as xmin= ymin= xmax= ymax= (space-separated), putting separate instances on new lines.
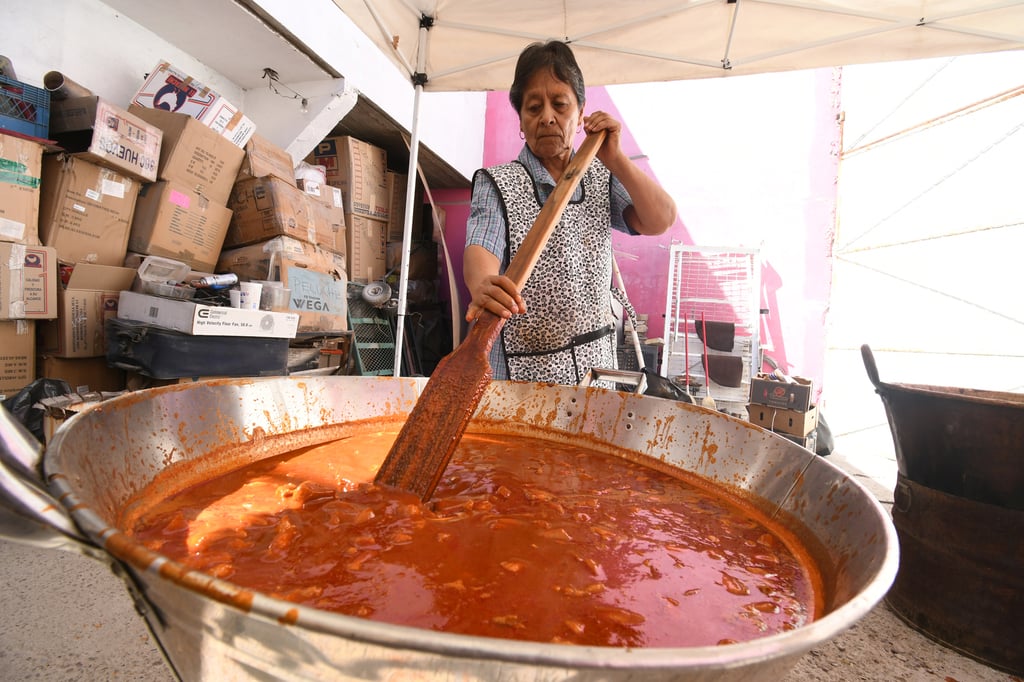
xmin=483 ymin=159 xmax=617 ymax=384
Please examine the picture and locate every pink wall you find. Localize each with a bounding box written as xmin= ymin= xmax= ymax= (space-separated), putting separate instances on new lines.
xmin=433 ymin=73 xmax=840 ymax=401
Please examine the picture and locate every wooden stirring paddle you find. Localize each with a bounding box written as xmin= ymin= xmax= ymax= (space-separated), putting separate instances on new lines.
xmin=375 ymin=130 xmax=607 ymax=500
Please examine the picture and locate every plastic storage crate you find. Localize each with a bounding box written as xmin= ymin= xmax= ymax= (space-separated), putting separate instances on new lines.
xmin=0 ymin=74 xmax=50 ymax=139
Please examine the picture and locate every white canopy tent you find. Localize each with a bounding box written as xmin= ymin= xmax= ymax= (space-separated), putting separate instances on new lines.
xmin=330 ymin=0 xmax=1024 ymax=374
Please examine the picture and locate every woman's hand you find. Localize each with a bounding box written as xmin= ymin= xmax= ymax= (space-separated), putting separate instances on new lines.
xmin=583 ymin=111 xmax=625 ymax=168
xmin=465 ymin=274 xmax=527 ymax=323
xmin=463 ymin=244 xmax=527 ymax=323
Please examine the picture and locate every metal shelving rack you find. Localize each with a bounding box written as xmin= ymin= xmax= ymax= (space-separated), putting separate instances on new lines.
xmin=660 ymin=245 xmax=761 ymax=415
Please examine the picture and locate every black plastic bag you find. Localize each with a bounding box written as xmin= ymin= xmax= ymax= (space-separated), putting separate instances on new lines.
xmin=1 ymin=378 xmax=72 ymax=444
xmin=815 ymin=412 xmax=835 ymax=457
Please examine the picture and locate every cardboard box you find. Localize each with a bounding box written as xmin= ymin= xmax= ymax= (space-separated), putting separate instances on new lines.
xmin=129 ymin=180 xmax=233 ymax=273
xmin=279 ymin=256 xmax=348 ymax=333
xmin=217 ymin=236 xmax=348 ymax=333
xmin=49 ymin=97 xmax=162 ymax=183
xmin=746 ymin=403 xmax=818 ymax=437
xmin=225 ymin=176 xmax=345 ymax=252
xmin=236 ymin=134 xmax=294 ymax=184
xmin=39 ymin=263 xmax=137 ymax=358
xmin=386 ymin=171 xmax=424 ymax=242
xmin=39 ymin=356 xmax=125 ymax=393
xmin=117 ymin=290 xmax=299 ymax=338
xmin=309 ymin=136 xmax=388 ymax=220
xmin=0 ymin=132 xmax=42 ymax=245
xmin=131 ymin=61 xmax=256 ymax=147
xmin=749 ymin=374 xmax=814 ymax=412
xmin=347 ymin=213 xmax=387 ymax=283
xmin=39 ymin=155 xmax=139 ymax=266
xmin=217 ymin=235 xmax=338 ymax=280
xmin=0 ymin=243 xmax=58 ymax=319
xmin=128 ymin=105 xmax=245 ymax=205
xmin=0 ymin=320 xmax=35 ymax=399
xmin=386 ymin=240 xmax=437 ymax=280
xmin=779 ymin=431 xmax=817 ymax=454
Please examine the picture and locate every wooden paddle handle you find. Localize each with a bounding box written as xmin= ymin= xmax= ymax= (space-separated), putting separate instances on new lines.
xmin=504 ymin=129 xmax=607 ymax=288
xmin=374 ymin=130 xmax=607 ymax=501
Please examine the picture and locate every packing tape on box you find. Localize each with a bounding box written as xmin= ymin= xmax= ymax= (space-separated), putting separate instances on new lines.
xmin=5 ymin=244 xmax=25 ymax=318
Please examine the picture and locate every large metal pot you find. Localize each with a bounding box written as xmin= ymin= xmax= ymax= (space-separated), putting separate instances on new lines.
xmin=0 ymin=376 xmax=898 ymax=681
xmin=862 ymin=345 xmax=1024 ymax=674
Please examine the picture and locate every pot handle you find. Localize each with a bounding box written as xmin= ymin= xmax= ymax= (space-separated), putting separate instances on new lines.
xmin=0 ymin=404 xmax=94 ymax=554
xmin=860 ymin=344 xmax=883 ymax=389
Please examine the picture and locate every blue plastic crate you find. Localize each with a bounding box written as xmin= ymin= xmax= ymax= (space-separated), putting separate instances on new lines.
xmin=0 ymin=74 xmax=50 ymax=139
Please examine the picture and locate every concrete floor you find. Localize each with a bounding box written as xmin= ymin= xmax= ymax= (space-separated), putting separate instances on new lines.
xmin=0 ymin=419 xmax=1018 ymax=681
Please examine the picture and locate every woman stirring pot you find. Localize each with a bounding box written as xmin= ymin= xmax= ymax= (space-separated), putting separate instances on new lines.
xmin=464 ymin=40 xmax=677 ymax=385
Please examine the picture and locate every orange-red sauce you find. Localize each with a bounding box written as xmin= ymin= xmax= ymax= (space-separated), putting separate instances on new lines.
xmin=126 ymin=429 xmax=821 ymax=647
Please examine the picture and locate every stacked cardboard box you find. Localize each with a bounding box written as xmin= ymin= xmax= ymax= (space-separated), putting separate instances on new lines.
xmin=35 ymin=97 xmax=158 ymax=388
xmin=126 ymin=106 xmax=242 ymax=273
xmin=0 ymin=132 xmax=47 ymax=398
xmin=225 ymin=175 xmax=345 ymax=254
xmin=217 ymin=236 xmax=348 ymax=334
xmin=39 ymin=155 xmax=141 ymax=266
xmin=48 ymin=96 xmax=163 ymax=184
xmin=307 ymin=136 xmax=387 ymax=282
xmin=218 ymin=134 xmax=350 ymax=336
xmin=746 ymin=374 xmax=818 ymax=452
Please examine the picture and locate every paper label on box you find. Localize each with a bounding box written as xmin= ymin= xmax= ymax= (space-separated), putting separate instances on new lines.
xmin=301 ymin=180 xmax=322 ymax=198
xmin=101 ymin=179 xmax=126 ymax=199
xmin=169 ymin=190 xmax=190 ymax=208
xmin=0 ymin=217 xmax=25 ymax=241
xmin=84 ymin=189 xmax=100 ymax=201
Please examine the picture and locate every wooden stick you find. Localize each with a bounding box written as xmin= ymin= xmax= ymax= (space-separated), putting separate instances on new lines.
xmin=374 ymin=130 xmax=607 ymax=500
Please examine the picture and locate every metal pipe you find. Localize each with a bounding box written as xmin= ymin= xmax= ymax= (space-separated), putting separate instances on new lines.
xmin=42 ymin=71 xmax=94 ymax=100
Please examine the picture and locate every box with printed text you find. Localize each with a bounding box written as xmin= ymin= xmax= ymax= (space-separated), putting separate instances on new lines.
xmin=116 ymin=290 xmax=299 ymax=338
xmin=132 ymin=61 xmax=255 ymax=147
xmin=0 ymin=132 xmax=43 ymax=245
xmin=49 ymin=96 xmax=162 ymax=183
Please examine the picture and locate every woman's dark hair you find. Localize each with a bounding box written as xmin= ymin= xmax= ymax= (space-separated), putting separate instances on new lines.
xmin=509 ymin=41 xmax=586 ymax=114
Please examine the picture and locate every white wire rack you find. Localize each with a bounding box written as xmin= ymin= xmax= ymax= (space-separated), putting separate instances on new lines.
xmin=660 ymin=245 xmax=761 ymax=413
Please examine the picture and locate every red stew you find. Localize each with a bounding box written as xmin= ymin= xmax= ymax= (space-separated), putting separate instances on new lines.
xmin=126 ymin=429 xmax=822 ymax=647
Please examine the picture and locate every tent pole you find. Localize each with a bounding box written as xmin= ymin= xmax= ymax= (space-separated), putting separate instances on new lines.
xmin=393 ymin=17 xmax=431 ymax=375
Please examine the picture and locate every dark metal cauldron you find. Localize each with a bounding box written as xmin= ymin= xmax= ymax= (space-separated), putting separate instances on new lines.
xmin=1 ymin=375 xmax=898 ymax=681
xmin=863 ymin=345 xmax=1024 ymax=675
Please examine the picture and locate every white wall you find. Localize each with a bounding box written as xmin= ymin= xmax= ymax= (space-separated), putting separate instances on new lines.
xmin=254 ymin=0 xmax=486 ymax=180
xmin=3 ymin=0 xmax=486 ymax=181
xmin=3 ymin=0 xmax=243 ymax=109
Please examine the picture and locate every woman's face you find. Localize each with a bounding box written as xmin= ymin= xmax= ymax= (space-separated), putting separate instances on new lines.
xmin=519 ymin=68 xmax=582 ymax=164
